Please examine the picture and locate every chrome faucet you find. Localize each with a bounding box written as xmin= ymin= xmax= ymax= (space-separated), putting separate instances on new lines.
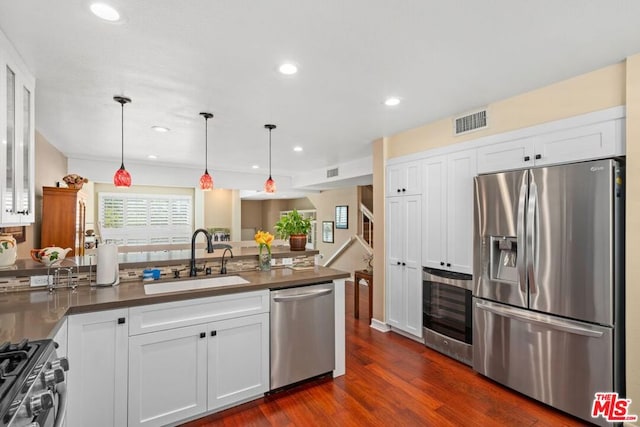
xmin=190 ymin=228 xmax=214 ymax=277
xmin=219 ymin=247 xmax=234 ymax=274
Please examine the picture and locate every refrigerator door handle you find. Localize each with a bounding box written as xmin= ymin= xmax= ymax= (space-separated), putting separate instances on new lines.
xmin=526 ymin=172 xmax=537 ymax=295
xmin=516 ymin=173 xmax=528 ymax=294
xmin=475 ymin=301 xmax=604 ymax=338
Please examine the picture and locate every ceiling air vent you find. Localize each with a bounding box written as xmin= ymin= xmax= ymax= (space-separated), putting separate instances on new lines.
xmin=453 ymin=109 xmax=488 ymax=135
xmin=326 ymin=167 xmax=339 ymax=178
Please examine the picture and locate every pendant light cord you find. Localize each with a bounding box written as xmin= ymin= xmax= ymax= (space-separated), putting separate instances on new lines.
xmin=120 ymin=102 xmax=124 ymax=167
xmin=205 ymin=116 xmax=209 ymax=173
xmin=268 ymin=128 xmax=272 ymax=178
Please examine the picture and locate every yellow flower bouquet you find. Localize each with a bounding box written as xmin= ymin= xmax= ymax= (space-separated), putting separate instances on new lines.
xmin=254 ymin=230 xmax=274 ymax=270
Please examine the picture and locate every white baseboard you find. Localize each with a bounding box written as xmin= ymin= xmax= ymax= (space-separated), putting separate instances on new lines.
xmin=370 ymin=318 xmax=390 ymax=332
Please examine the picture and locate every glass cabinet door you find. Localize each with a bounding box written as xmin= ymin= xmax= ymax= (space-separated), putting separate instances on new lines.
xmin=4 ymin=65 xmax=16 ymax=220
xmin=18 ymin=85 xmax=33 ymax=219
xmin=1 ymin=56 xmax=35 ymax=225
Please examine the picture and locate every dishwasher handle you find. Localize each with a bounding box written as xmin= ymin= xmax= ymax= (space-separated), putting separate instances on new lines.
xmin=273 ymin=288 xmax=333 ymax=302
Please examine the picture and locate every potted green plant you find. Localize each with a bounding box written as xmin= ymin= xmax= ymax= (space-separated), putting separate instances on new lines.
xmin=274 ymin=209 xmax=312 ymax=251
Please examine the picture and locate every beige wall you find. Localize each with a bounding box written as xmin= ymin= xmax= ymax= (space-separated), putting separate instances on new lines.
xmin=376 ymin=59 xmax=638 ymax=410
xmin=241 ymin=200 xmax=264 ymax=232
xmin=259 ymin=198 xmax=314 ymax=235
xmin=203 ymin=189 xmax=233 ymax=230
xmin=15 ymin=131 xmax=68 ymax=258
xmin=387 ymin=62 xmax=626 ymax=158
xmin=625 ymin=53 xmax=640 ymax=418
xmin=360 ymin=185 xmax=373 ymax=211
xmin=306 ymin=187 xmax=369 ymax=273
xmin=372 ymin=138 xmax=385 ymax=322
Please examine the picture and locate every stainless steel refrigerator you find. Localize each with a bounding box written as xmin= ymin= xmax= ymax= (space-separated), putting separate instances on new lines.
xmin=472 ymin=158 xmax=624 ymax=426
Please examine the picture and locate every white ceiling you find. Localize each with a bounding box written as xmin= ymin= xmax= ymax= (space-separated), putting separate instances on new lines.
xmin=2 ymin=1 xmax=640 ymax=190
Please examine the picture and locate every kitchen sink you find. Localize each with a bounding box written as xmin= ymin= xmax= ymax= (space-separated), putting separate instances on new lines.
xmin=143 ymin=275 xmax=250 ymax=295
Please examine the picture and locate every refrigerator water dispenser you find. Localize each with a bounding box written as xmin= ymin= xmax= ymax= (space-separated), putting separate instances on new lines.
xmin=489 ymin=237 xmax=518 ymax=283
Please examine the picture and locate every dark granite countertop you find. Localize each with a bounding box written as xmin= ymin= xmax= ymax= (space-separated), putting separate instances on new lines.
xmin=0 ymin=247 xmax=319 ymax=277
xmin=0 ymin=266 xmax=348 ymax=343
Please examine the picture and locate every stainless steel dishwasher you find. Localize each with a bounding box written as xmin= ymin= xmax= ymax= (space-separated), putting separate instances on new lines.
xmin=270 ymin=282 xmax=335 ymax=390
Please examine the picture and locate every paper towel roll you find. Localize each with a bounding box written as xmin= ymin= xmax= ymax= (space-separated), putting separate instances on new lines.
xmin=96 ymin=243 xmax=120 ymax=286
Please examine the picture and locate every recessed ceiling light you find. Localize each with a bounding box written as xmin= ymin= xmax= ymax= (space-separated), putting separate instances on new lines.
xmin=151 ymin=126 xmax=170 ymax=133
xmin=293 ymin=146 xmax=303 ymax=152
xmin=252 ymin=165 xmax=260 ymax=169
xmin=279 ymin=63 xmax=298 ymax=75
xmin=147 ymin=154 xmax=157 ymax=160
xmin=90 ymin=3 xmax=121 ymax=21
xmin=384 ymin=97 xmax=401 ymax=107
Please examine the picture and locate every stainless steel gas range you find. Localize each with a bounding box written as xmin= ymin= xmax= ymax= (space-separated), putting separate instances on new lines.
xmin=0 ymin=339 xmax=68 ymax=427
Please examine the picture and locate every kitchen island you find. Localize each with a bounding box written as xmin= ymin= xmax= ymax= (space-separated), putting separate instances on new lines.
xmin=0 ymin=264 xmax=347 ymax=341
xmin=0 ymin=265 xmax=348 ymax=427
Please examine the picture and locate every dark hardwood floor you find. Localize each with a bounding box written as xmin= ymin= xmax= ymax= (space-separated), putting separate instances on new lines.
xmin=183 ymin=281 xmax=590 ymax=426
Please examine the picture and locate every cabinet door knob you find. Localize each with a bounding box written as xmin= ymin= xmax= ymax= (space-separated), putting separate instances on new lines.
xmin=200 ymin=332 xmax=206 ymax=339
xmin=117 ymin=317 xmax=126 ymax=324
xmin=402 ymin=262 xmax=406 ymax=266
xmin=440 ymin=262 xmax=445 ymax=266
xmin=535 ymin=154 xmax=542 ymax=160
xmin=211 ymin=331 xmax=217 ymax=337
xmin=446 ymin=263 xmax=451 ymax=267
xmin=397 ymin=261 xmax=401 ymax=265
xmin=397 ymin=189 xmax=401 ymax=193
xmin=524 ymin=156 xmax=530 ymax=162
xmin=402 ymin=188 xmax=406 ymax=192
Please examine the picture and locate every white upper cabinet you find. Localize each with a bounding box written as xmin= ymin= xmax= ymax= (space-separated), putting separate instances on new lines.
xmin=476 ymin=136 xmax=534 ymax=174
xmin=422 ymin=155 xmax=447 ymax=270
xmin=386 ymin=160 xmax=422 ymax=196
xmin=477 ymin=118 xmax=624 ymax=174
xmin=533 ymin=120 xmax=621 ymax=166
xmin=422 ymin=149 xmax=477 ymax=274
xmin=0 ymin=30 xmax=35 ymax=226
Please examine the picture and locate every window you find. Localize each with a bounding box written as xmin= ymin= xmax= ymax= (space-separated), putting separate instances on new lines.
xmin=98 ymin=192 xmax=193 ymax=246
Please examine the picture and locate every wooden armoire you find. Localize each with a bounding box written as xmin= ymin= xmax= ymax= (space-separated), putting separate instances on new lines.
xmin=41 ymin=187 xmax=86 ymax=256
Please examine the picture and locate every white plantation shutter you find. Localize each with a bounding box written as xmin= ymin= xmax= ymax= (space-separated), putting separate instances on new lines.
xmin=99 ymin=193 xmax=193 ymax=245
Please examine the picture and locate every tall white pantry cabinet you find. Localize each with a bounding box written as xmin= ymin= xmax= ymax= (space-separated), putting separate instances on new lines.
xmin=385 ymin=161 xmax=423 ymax=337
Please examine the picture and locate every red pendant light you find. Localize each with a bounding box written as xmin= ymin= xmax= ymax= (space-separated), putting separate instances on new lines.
xmin=113 ymin=96 xmax=132 ymax=187
xmin=199 ymin=112 xmax=214 ymax=190
xmin=264 ymin=124 xmax=276 ymax=193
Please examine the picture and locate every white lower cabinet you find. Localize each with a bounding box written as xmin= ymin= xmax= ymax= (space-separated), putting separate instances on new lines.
xmin=126 ymin=290 xmax=270 ymax=427
xmin=52 ymin=318 xmax=68 ymax=358
xmin=128 ymin=324 xmax=208 ymax=427
xmin=64 ymin=290 xmax=274 ymax=427
xmin=66 ymin=309 xmax=128 ymax=427
xmin=207 ymin=313 xmax=269 ymax=410
xmin=127 ymin=313 xmax=269 ymax=427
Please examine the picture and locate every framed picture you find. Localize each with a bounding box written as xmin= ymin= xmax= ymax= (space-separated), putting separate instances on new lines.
xmin=335 ymin=205 xmax=348 ymax=229
xmin=322 ymin=221 xmax=334 ymax=243
xmin=0 ymin=226 xmax=26 ymax=243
